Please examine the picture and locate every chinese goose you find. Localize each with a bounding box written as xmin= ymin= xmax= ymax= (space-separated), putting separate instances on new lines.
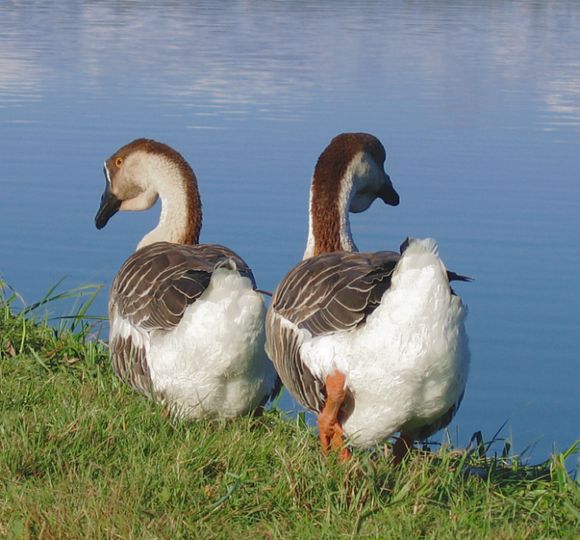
xmin=265 ymin=133 xmax=470 ymax=461
xmin=95 ymin=138 xmax=278 ymax=419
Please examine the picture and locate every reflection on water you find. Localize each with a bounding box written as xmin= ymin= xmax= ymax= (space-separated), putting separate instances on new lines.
xmin=0 ymin=0 xmax=578 ymax=460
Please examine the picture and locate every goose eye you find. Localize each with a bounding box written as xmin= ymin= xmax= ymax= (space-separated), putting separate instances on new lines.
xmin=115 ymin=157 xmax=123 ymax=168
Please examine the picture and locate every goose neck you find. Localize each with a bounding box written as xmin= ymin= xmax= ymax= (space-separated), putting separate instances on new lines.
xmin=138 ymin=161 xmax=202 ymax=249
xmin=303 ymin=177 xmax=356 ymax=259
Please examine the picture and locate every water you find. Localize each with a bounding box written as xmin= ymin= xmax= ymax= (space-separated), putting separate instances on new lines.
xmin=1 ymin=1 xmax=578 ymax=462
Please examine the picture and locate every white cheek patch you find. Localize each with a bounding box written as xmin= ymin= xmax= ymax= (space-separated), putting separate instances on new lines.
xmin=104 ymin=161 xmax=112 ymax=185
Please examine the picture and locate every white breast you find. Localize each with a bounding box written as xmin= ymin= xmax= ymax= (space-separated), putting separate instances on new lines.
xmin=300 ymin=239 xmax=470 ymax=448
xmin=146 ymin=268 xmax=278 ymax=418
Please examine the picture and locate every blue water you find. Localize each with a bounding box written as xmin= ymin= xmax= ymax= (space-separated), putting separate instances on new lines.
xmin=0 ymin=1 xmax=578 ymax=462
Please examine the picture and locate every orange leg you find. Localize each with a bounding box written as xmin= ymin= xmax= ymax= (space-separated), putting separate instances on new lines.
xmin=317 ymin=371 xmax=351 ymax=462
xmin=392 ymin=432 xmax=414 ymax=464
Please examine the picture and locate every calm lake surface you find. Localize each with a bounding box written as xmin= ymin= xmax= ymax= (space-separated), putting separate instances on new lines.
xmin=1 ymin=1 xmax=578 ymax=462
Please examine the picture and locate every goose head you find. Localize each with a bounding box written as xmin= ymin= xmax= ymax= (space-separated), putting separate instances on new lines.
xmin=314 ymin=132 xmax=399 ymax=211
xmin=305 ymin=132 xmax=399 ymax=257
xmin=95 ymin=138 xmax=202 ymax=248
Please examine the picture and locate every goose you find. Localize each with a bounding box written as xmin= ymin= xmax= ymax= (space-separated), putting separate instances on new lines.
xmin=95 ymin=138 xmax=278 ymax=419
xmin=265 ymin=132 xmax=470 ymax=461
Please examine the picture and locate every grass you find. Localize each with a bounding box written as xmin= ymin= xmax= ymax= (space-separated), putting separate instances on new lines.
xmin=0 ymin=281 xmax=578 ymax=539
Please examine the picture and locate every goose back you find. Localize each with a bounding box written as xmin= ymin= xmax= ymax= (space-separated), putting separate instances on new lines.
xmin=109 ymin=241 xmax=256 ymax=397
xmin=266 ymin=250 xmax=401 ymax=412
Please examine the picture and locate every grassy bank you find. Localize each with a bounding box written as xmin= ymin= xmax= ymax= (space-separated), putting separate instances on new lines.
xmin=0 ymin=284 xmax=578 ymax=539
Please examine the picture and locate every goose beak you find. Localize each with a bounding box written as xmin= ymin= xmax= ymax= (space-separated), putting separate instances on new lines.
xmin=95 ymin=183 xmax=121 ymax=229
xmin=378 ymin=174 xmax=400 ymax=206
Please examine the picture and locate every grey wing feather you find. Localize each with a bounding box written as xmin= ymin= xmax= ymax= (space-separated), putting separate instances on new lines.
xmin=266 ymin=251 xmax=400 ymax=411
xmin=109 ymin=333 xmax=153 ymax=397
xmin=109 ymin=241 xmax=255 ymax=394
xmin=273 ymin=251 xmax=400 ymax=336
xmin=111 ymin=242 xmax=254 ymax=331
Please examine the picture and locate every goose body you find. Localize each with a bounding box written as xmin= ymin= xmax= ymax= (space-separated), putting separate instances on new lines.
xmin=95 ymin=139 xmax=278 ymax=418
xmin=265 ymin=133 xmax=470 ymax=457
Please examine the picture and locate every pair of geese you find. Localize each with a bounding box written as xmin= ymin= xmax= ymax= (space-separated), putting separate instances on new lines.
xmin=95 ymin=133 xmax=470 ymax=462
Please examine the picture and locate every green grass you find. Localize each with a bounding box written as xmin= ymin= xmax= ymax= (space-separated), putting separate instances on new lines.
xmin=0 ymin=282 xmax=578 ymax=539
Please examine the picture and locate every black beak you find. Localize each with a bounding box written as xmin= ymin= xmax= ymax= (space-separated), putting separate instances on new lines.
xmin=95 ymin=181 xmax=121 ymax=229
xmin=378 ymin=173 xmax=400 ymax=206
